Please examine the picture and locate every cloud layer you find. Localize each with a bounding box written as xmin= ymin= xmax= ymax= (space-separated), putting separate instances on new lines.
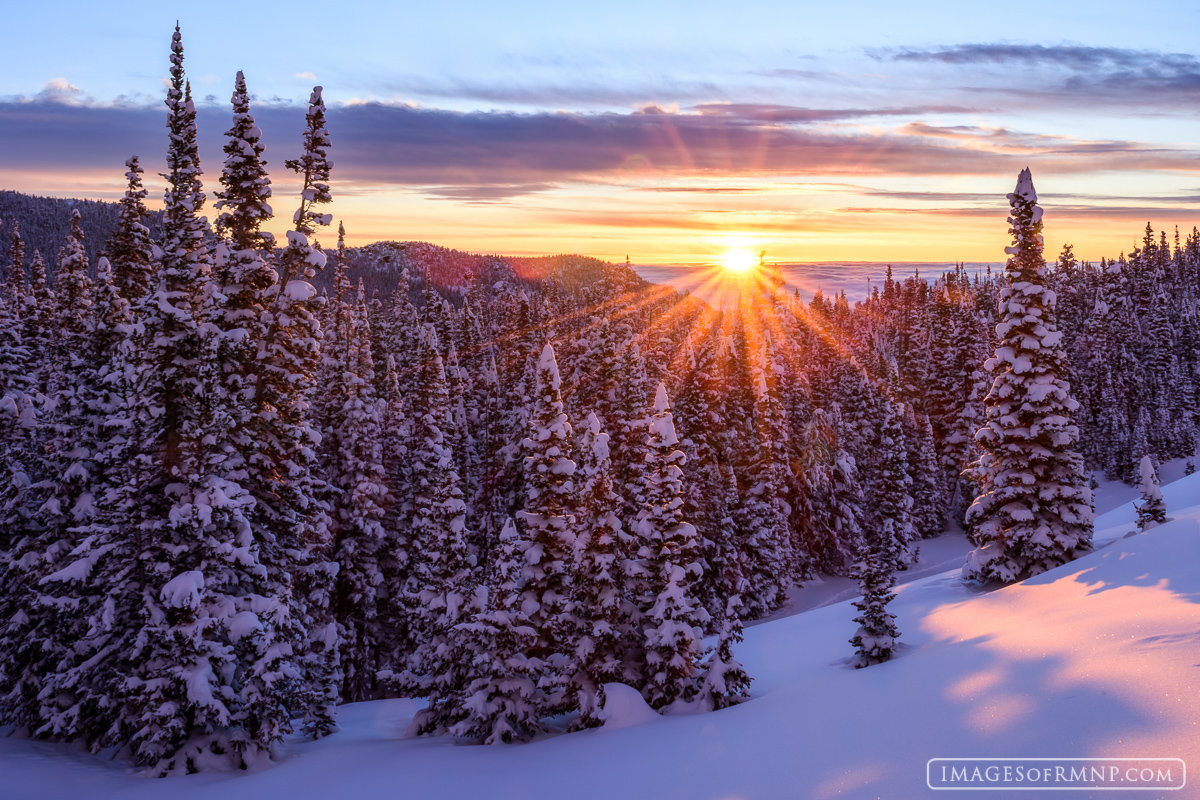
xmin=2 ymin=94 xmax=1197 ymax=203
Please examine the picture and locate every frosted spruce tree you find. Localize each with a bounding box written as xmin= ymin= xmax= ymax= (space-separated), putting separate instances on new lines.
xmin=633 ymin=383 xmax=708 ymax=710
xmin=245 ymin=82 xmax=340 ymax=738
xmin=566 ymin=412 xmax=628 ymax=728
xmin=696 ymin=591 xmax=752 ymax=710
xmin=873 ymin=402 xmax=917 ymax=571
xmin=214 ymin=71 xmax=274 ymax=252
xmin=4 ymin=220 xmax=26 ymax=311
xmin=22 ymin=250 xmax=52 ymax=390
xmin=515 ymin=343 xmax=578 ymax=711
xmin=0 ymin=211 xmax=101 ymax=743
xmin=106 ymin=156 xmax=156 ymax=302
xmin=329 ymin=285 xmax=392 ymax=702
xmin=400 ymin=327 xmax=477 ymax=726
xmin=736 ymin=337 xmax=795 ymax=614
xmin=849 ymin=539 xmax=900 ymax=668
xmin=440 ymin=516 xmax=545 ymax=744
xmin=1135 ymin=455 xmax=1166 ymax=531
xmin=964 ymin=168 xmax=1094 ymax=583
xmin=0 ymin=278 xmax=30 ymax=397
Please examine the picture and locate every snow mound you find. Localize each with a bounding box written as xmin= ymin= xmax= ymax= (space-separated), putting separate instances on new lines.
xmin=598 ymin=683 xmax=659 ymax=730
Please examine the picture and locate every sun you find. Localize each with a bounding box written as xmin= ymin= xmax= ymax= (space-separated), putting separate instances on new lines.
xmin=721 ymin=248 xmax=758 ymax=273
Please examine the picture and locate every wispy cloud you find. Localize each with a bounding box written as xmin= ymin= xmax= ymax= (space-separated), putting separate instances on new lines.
xmin=881 ymin=44 xmax=1200 ymax=106
xmin=887 ymin=44 xmax=1199 ymax=72
xmin=691 ymin=103 xmax=982 ymax=122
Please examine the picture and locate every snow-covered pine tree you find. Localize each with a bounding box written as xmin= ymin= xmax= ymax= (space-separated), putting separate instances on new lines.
xmin=106 ymin=156 xmax=156 ymax=302
xmin=327 ymin=283 xmax=392 ymax=701
xmin=515 ymin=343 xmax=578 ymax=711
xmin=905 ymin=407 xmax=945 ymax=539
xmin=231 ymin=81 xmax=340 ymax=739
xmin=0 ymin=210 xmax=100 ymax=743
xmin=849 ymin=538 xmax=900 ymax=668
xmin=566 ymin=411 xmax=627 ymax=728
xmin=632 ymin=383 xmax=708 ymax=710
xmin=313 ymin=222 xmax=353 ymax=446
xmin=869 ymin=402 xmax=917 ymax=571
xmin=23 ymin=250 xmax=52 ymax=392
xmin=695 ymin=589 xmax=752 ymax=711
xmin=378 ymin=352 xmax=409 ymax=585
xmin=0 ymin=283 xmax=30 ymax=397
xmin=731 ymin=338 xmax=790 ymax=618
xmin=1134 ymin=455 xmax=1166 ymax=531
xmin=214 ymin=71 xmax=274 ymax=252
xmin=671 ymin=328 xmax=730 ymax=623
xmin=798 ymin=408 xmax=865 ymax=574
xmin=4 ymin=219 xmax=26 ymax=310
xmin=436 ymin=516 xmax=545 ymax=744
xmin=964 ymin=169 xmax=1094 ymax=583
xmin=207 ymin=67 xmax=337 ymax=746
xmin=397 ymin=327 xmax=477 ymax=716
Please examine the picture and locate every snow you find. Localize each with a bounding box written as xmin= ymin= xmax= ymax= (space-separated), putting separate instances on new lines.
xmin=1013 ymin=167 xmax=1037 ymax=203
xmin=284 ymin=280 xmax=317 ymax=302
xmin=160 ymin=570 xmax=205 ymax=610
xmin=597 ymin=684 xmax=660 ymax=730
xmin=537 ymin=343 xmax=561 ymax=390
xmin=5 ymin=475 xmax=1200 ymax=798
xmin=652 ymin=382 xmax=670 ymax=413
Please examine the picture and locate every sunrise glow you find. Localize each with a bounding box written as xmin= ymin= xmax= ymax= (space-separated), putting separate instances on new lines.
xmin=720 ymin=248 xmax=758 ymax=273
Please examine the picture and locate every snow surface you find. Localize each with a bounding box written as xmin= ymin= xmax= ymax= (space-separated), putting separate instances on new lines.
xmin=4 ymin=473 xmax=1199 ymax=799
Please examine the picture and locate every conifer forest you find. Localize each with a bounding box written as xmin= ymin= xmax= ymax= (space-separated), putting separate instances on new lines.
xmin=1 ymin=22 xmax=1199 ymax=797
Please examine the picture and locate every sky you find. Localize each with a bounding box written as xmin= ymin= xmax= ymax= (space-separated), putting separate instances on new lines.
xmin=4 ymin=1 xmax=1200 ymax=268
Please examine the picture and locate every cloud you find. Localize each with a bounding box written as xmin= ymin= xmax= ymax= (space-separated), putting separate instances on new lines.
xmin=295 ymin=71 xmax=318 ymax=81
xmin=34 ymin=78 xmax=89 ymax=105
xmin=638 ymin=186 xmax=764 ymax=194
xmin=883 ymin=44 xmax=1200 ymax=106
xmin=887 ymin=44 xmax=1199 ymax=72
xmin=691 ymin=103 xmax=982 ymax=123
xmin=422 ymin=183 xmax=558 ymax=202
xmin=371 ymin=76 xmax=731 ymax=109
xmin=1 ymin=96 xmax=1198 ymax=203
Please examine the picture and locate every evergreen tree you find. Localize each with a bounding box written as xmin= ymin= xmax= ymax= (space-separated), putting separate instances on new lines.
xmin=106 ymin=156 xmax=156 ymax=302
xmin=515 ymin=343 xmax=578 ymax=710
xmin=871 ymin=402 xmax=918 ymax=571
xmin=329 ymin=285 xmax=392 ymax=702
xmin=965 ymin=169 xmax=1094 ymax=583
xmin=399 ymin=328 xmax=477 ymax=721
xmin=632 ymin=383 xmax=707 ymax=710
xmin=1134 ymin=455 xmax=1166 ymax=531
xmin=849 ymin=540 xmax=900 ymax=668
xmin=696 ymin=593 xmax=752 ymax=711
xmin=566 ymin=412 xmax=627 ymax=728
xmin=214 ymin=71 xmax=274 ymax=252
xmin=439 ymin=517 xmax=545 ymax=744
xmin=4 ymin=219 xmax=26 ymax=309
xmin=23 ymin=250 xmax=52 ymax=391
xmin=0 ymin=285 xmax=30 ymax=397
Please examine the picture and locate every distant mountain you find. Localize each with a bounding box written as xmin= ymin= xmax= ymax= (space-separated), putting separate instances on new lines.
xmin=326 ymin=240 xmax=651 ymax=305
xmin=0 ymin=189 xmax=651 ymax=302
xmin=0 ymin=191 xmax=141 ymax=281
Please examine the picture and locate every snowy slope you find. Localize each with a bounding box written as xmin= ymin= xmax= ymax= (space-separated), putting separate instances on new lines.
xmin=3 ymin=477 xmax=1198 ymax=800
